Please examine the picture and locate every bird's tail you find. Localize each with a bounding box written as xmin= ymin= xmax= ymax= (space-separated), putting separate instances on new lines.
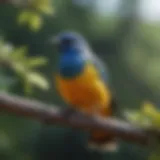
xmin=87 ymin=99 xmax=119 ymax=152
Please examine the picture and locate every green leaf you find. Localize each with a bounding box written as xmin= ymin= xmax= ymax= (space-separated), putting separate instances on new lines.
xmin=27 ymin=57 xmax=48 ymax=68
xmin=124 ymin=110 xmax=141 ymax=122
xmin=32 ymin=0 xmax=54 ymax=14
xmin=0 ymin=43 xmax=13 ymax=60
xmin=1 ymin=43 xmax=13 ymax=55
xmin=24 ymin=79 xmax=33 ymax=95
xmin=11 ymin=46 xmax=27 ymax=61
xmin=37 ymin=4 xmax=54 ymax=15
xmin=141 ymin=102 xmax=160 ymax=128
xmin=26 ymin=72 xmax=49 ymax=90
xmin=42 ymin=6 xmax=54 ymax=15
xmin=17 ymin=10 xmax=31 ymax=25
xmin=124 ymin=110 xmax=152 ymax=127
xmin=28 ymin=12 xmax=42 ymax=31
xmin=12 ymin=62 xmax=27 ymax=75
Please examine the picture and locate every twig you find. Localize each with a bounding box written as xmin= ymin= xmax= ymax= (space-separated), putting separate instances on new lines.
xmin=0 ymin=92 xmax=159 ymax=145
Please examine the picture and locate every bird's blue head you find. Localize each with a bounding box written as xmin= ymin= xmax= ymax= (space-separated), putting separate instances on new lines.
xmin=54 ymin=31 xmax=86 ymax=54
xmin=54 ymin=31 xmax=88 ymax=78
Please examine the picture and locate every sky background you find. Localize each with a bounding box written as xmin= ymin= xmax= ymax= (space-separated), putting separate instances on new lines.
xmin=96 ymin=0 xmax=160 ymax=21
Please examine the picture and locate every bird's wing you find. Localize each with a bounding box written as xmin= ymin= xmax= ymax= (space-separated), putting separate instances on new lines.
xmin=91 ymin=53 xmax=110 ymax=83
xmin=83 ymin=48 xmax=118 ymax=113
xmin=81 ymin=43 xmax=110 ymax=84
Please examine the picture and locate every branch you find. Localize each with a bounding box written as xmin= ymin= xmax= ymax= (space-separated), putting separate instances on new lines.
xmin=0 ymin=92 xmax=159 ymax=146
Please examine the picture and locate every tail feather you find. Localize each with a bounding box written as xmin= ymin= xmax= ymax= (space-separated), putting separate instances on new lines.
xmin=87 ymin=98 xmax=119 ymax=152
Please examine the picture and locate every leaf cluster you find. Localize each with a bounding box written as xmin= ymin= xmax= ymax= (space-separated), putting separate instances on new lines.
xmin=0 ymin=38 xmax=49 ymax=94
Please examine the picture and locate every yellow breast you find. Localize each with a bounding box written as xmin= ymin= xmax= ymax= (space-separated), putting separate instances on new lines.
xmin=55 ymin=64 xmax=111 ymax=110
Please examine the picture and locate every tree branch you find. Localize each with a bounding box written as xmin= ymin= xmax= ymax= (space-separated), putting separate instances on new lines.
xmin=0 ymin=92 xmax=159 ymax=146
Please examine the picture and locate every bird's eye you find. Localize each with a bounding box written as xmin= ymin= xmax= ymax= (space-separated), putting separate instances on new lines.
xmin=62 ymin=39 xmax=73 ymax=46
xmin=57 ymin=38 xmax=75 ymax=52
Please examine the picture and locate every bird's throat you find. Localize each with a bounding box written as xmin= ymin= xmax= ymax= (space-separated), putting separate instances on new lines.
xmin=59 ymin=55 xmax=86 ymax=79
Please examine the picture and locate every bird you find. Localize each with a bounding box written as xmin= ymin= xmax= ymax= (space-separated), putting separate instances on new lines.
xmin=53 ymin=31 xmax=118 ymax=152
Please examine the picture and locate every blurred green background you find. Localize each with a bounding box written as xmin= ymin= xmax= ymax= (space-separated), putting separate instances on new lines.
xmin=0 ymin=0 xmax=160 ymax=159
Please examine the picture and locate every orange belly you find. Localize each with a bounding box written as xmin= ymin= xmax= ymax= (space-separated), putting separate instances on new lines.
xmin=55 ymin=64 xmax=112 ymax=115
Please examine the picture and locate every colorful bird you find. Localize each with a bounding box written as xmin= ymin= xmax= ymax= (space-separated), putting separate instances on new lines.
xmin=53 ymin=31 xmax=118 ymax=152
